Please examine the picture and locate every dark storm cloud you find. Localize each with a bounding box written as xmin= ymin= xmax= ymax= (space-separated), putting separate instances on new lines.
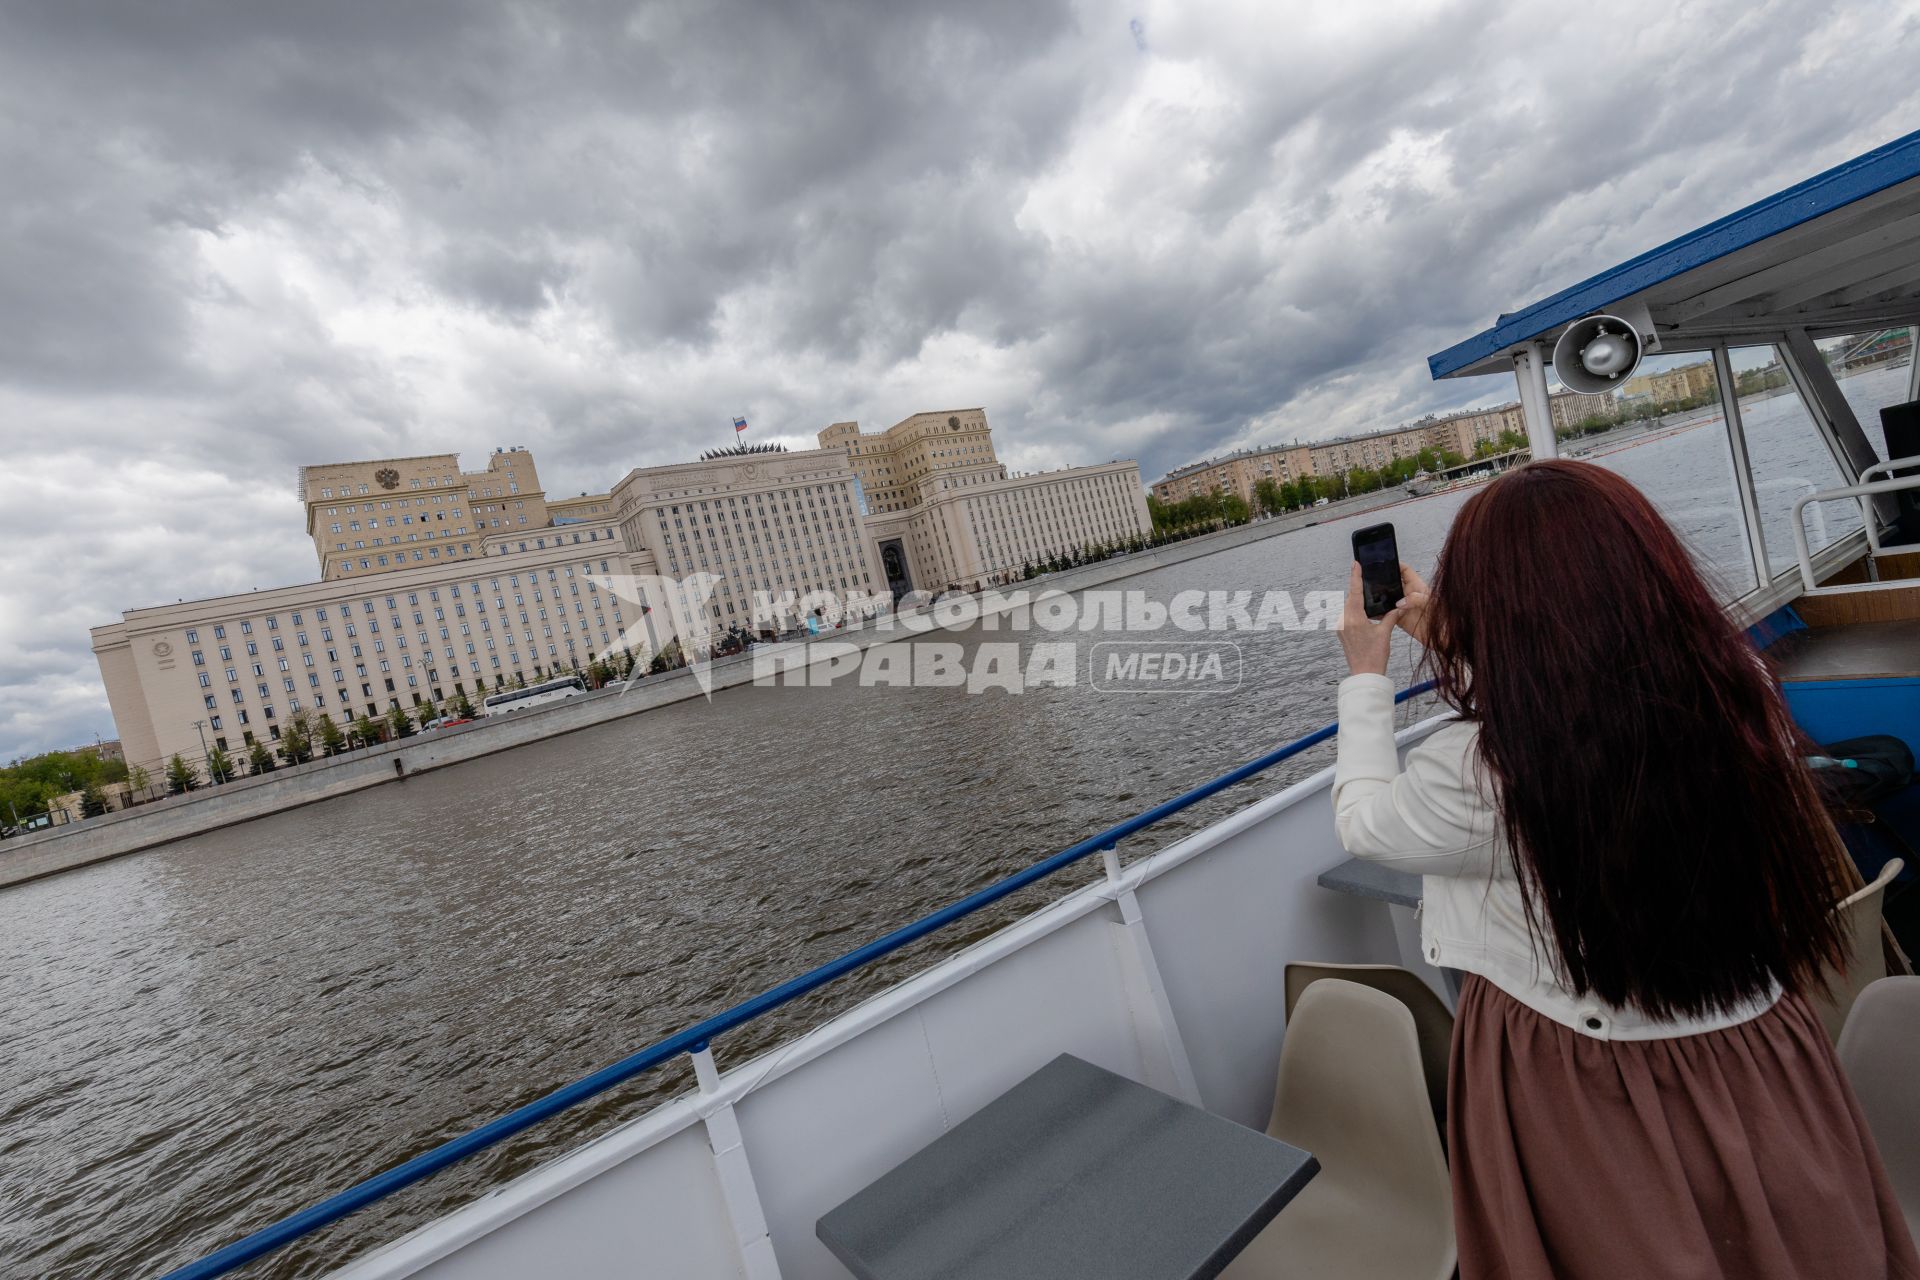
xmin=3 ymin=0 xmax=1920 ymax=756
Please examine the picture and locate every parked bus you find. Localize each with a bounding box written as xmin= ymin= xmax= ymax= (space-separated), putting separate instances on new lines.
xmin=480 ymin=675 xmax=589 ymax=717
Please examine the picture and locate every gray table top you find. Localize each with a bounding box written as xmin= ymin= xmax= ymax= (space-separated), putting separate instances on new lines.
xmin=1317 ymin=856 xmax=1422 ymax=909
xmin=816 ymin=1054 xmax=1318 ymax=1280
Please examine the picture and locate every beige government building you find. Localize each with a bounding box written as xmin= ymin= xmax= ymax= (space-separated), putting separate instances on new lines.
xmin=92 ymin=410 xmax=1149 ymax=776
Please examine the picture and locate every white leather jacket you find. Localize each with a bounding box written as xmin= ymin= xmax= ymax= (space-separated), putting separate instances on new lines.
xmin=1332 ymin=673 xmax=1778 ymax=1041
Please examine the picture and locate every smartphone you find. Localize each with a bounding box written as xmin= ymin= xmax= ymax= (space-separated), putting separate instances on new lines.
xmin=1351 ymin=523 xmax=1401 ymax=620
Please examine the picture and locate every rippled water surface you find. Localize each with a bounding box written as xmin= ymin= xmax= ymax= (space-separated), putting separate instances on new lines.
xmin=2 ymin=365 xmax=1905 ymax=1279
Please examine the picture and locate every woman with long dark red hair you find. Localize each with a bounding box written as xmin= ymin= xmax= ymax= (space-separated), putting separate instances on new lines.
xmin=1335 ymin=459 xmax=1917 ymax=1279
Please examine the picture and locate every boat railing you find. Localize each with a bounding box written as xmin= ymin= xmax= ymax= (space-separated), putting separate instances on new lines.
xmin=1857 ymin=454 xmax=1920 ymax=557
xmin=160 ymin=680 xmax=1438 ymax=1280
xmin=1792 ymin=470 xmax=1920 ymax=592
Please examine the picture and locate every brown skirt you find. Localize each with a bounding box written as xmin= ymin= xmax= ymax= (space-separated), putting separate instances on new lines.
xmin=1450 ymin=975 xmax=1919 ymax=1280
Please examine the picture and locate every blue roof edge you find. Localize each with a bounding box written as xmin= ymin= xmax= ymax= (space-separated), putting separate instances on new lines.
xmin=1426 ymin=128 xmax=1920 ymax=380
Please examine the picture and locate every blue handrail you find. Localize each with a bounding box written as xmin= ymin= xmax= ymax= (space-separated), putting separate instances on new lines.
xmin=162 ymin=680 xmax=1437 ymax=1280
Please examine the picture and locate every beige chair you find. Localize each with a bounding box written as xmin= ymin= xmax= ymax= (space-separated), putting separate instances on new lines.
xmin=1284 ymin=962 xmax=1453 ymax=1131
xmin=1811 ymin=858 xmax=1905 ymax=1044
xmin=1836 ymin=976 xmax=1920 ymax=1242
xmin=1221 ymin=979 xmax=1455 ymax=1280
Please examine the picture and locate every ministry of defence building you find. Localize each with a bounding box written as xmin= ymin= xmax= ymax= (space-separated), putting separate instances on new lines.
xmin=91 ymin=409 xmax=1149 ymax=774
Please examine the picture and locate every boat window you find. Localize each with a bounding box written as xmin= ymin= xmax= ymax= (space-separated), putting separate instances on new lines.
xmin=1731 ymin=343 xmax=1866 ymax=570
xmin=1815 ymin=329 xmax=1914 ymax=462
xmin=1590 ymin=351 xmax=1755 ymax=596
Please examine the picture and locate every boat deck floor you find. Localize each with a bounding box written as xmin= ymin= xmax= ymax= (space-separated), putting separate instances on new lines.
xmin=1770 ymin=621 xmax=1920 ymax=682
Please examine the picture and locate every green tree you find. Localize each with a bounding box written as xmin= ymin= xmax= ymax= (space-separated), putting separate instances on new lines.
xmin=248 ymin=741 xmax=276 ymax=775
xmin=587 ymin=659 xmax=613 ymax=688
xmin=452 ymin=692 xmax=477 ymax=719
xmin=317 ymin=714 xmax=347 ymax=756
xmin=165 ymin=753 xmax=200 ymax=795
xmin=127 ymin=763 xmax=152 ymax=802
xmin=78 ymin=782 xmax=109 ymax=818
xmin=385 ymin=704 xmax=416 ymax=740
xmin=1253 ymin=478 xmax=1282 ymax=515
xmin=278 ymin=711 xmax=314 ymax=764
xmin=351 ymin=713 xmax=383 ymax=748
xmin=205 ymin=745 xmax=235 ymax=784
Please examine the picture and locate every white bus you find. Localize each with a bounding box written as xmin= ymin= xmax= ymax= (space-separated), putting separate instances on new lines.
xmin=480 ymin=675 xmax=589 ymax=717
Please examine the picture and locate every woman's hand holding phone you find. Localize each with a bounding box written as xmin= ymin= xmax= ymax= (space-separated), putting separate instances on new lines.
xmin=1394 ymin=563 xmax=1431 ymax=645
xmin=1339 ymin=561 xmax=1431 ymax=677
xmin=1339 ymin=562 xmax=1400 ymax=676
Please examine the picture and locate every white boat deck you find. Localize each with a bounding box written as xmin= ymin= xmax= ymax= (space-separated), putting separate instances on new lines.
xmin=329 ymin=719 xmax=1448 ymax=1280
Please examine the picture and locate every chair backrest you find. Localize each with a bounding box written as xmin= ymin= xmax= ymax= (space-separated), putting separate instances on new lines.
xmin=1813 ymin=857 xmax=1905 ymax=1044
xmin=1286 ymin=962 xmax=1453 ymax=1126
xmin=1836 ymin=976 xmax=1920 ymax=1241
xmin=1267 ymin=980 xmax=1453 ymax=1266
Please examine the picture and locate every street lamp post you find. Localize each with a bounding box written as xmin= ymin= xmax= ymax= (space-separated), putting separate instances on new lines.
xmin=193 ymin=719 xmax=222 ymax=784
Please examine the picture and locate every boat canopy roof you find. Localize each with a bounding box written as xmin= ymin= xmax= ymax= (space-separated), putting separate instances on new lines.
xmin=1429 ymin=129 xmax=1920 ymax=379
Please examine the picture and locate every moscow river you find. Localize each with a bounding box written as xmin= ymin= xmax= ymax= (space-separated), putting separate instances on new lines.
xmin=0 ymin=364 xmax=1907 ymax=1279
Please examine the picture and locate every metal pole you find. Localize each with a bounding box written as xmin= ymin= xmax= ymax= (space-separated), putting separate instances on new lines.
xmin=1513 ymin=341 xmax=1558 ymax=460
xmin=194 ymin=720 xmax=219 ymax=784
xmin=1712 ymin=342 xmax=1773 ymax=591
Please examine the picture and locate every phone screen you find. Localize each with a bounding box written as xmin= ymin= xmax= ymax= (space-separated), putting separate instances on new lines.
xmin=1352 ymin=523 xmax=1401 ymax=620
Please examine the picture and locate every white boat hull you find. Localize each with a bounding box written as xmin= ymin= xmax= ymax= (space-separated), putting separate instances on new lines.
xmin=335 ymin=717 xmax=1450 ymax=1280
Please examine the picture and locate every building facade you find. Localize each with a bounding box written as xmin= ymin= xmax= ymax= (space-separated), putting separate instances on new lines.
xmin=817 ymin=410 xmax=1149 ymax=592
xmin=1150 ymin=445 xmax=1312 ymax=506
xmin=95 ymin=447 xmax=656 ymax=777
xmin=95 ymin=414 xmax=1148 ymax=777
xmin=866 ymin=459 xmax=1150 ymax=590
xmin=1621 ymin=360 xmax=1718 ymax=408
xmin=612 ymin=446 xmax=881 ymax=632
xmin=1150 ymin=389 xmax=1618 ymax=501
xmin=301 ymin=446 xmax=553 ymax=581
xmin=819 ymin=409 xmax=1004 ymax=514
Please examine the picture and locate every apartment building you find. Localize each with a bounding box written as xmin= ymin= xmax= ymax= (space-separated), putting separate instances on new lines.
xmin=1621 ymin=360 xmax=1718 ymax=408
xmin=1151 ymin=389 xmax=1617 ymax=500
xmin=1149 ymin=445 xmax=1313 ymax=505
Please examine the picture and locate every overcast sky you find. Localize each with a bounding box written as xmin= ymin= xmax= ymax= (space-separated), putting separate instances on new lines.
xmin=4 ymin=0 xmax=1919 ymax=759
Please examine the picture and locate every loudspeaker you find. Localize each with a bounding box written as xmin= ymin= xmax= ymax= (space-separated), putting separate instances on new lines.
xmin=1551 ymin=314 xmax=1644 ymax=393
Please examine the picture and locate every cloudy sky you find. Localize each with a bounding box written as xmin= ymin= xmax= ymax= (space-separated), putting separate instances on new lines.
xmin=3 ymin=0 xmax=1919 ymax=759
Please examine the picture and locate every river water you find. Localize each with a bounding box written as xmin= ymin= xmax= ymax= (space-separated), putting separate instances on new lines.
xmin=1 ymin=364 xmax=1908 ymax=1279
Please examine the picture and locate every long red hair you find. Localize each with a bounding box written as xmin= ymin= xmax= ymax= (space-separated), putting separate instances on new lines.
xmin=1425 ymin=460 xmax=1848 ymax=1018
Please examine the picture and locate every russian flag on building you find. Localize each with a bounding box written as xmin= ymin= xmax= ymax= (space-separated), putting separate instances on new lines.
xmin=732 ymin=416 xmax=748 ymax=435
